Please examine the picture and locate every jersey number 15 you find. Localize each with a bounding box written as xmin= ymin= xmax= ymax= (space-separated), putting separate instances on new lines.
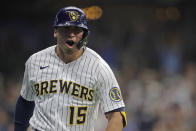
xmin=68 ymin=106 xmax=88 ymax=126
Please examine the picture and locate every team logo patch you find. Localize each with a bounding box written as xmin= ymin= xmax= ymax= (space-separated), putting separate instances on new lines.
xmin=109 ymin=87 xmax=122 ymax=102
xmin=69 ymin=11 xmax=79 ymax=21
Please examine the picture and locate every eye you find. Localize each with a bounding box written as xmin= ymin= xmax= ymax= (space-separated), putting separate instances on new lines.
xmin=74 ymin=29 xmax=83 ymax=34
xmin=58 ymin=27 xmax=84 ymax=34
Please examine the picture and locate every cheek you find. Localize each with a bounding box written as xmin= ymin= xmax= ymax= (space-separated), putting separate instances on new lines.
xmin=58 ymin=35 xmax=66 ymax=42
xmin=56 ymin=37 xmax=65 ymax=46
xmin=77 ymin=37 xmax=83 ymax=42
xmin=77 ymin=32 xmax=84 ymax=40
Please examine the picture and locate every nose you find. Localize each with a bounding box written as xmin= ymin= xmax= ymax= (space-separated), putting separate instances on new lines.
xmin=66 ymin=31 xmax=78 ymax=42
xmin=66 ymin=29 xmax=80 ymax=38
xmin=68 ymin=31 xmax=76 ymax=38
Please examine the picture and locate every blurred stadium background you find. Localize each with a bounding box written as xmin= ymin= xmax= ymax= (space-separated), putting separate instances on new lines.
xmin=1 ymin=0 xmax=196 ymax=131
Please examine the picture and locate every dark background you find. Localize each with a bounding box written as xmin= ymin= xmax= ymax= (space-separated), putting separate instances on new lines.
xmin=1 ymin=0 xmax=196 ymax=131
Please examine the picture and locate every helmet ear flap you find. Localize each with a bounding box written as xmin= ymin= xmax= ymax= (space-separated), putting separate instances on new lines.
xmin=77 ymin=30 xmax=89 ymax=49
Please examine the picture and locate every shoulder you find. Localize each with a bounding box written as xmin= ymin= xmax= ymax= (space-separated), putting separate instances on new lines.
xmin=25 ymin=45 xmax=56 ymax=65
xmin=85 ymin=48 xmax=107 ymax=65
xmin=85 ymin=47 xmax=112 ymax=71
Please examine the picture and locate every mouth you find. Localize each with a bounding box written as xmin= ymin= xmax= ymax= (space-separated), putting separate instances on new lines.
xmin=65 ymin=40 xmax=75 ymax=48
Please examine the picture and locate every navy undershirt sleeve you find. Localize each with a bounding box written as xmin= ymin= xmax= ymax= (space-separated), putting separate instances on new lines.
xmin=105 ymin=107 xmax=125 ymax=115
xmin=14 ymin=95 xmax=35 ymax=131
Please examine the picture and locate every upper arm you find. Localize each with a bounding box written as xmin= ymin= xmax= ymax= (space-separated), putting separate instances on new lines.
xmin=96 ymin=62 xmax=127 ymax=128
xmin=105 ymin=108 xmax=127 ymax=128
xmin=14 ymin=95 xmax=35 ymax=131
xmin=106 ymin=112 xmax=120 ymax=121
xmin=97 ymin=63 xmax=125 ymax=113
xmin=20 ymin=58 xmax=36 ymax=101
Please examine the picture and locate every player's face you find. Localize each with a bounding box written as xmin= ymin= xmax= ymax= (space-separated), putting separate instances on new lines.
xmin=54 ymin=26 xmax=84 ymax=55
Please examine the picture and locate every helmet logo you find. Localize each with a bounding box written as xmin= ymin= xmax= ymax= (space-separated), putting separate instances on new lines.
xmin=69 ymin=11 xmax=79 ymax=21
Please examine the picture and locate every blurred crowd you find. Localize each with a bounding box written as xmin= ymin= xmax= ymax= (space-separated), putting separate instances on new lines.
xmin=120 ymin=63 xmax=196 ymax=131
xmin=1 ymin=3 xmax=196 ymax=131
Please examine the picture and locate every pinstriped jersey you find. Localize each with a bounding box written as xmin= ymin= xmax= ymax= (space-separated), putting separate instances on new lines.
xmin=20 ymin=45 xmax=125 ymax=131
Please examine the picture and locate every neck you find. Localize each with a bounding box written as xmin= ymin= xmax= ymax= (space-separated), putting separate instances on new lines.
xmin=55 ymin=45 xmax=84 ymax=64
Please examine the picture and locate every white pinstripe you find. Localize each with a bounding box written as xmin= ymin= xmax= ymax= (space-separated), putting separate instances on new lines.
xmin=20 ymin=45 xmax=125 ymax=131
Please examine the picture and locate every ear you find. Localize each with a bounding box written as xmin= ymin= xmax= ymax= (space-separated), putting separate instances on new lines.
xmin=54 ymin=28 xmax=58 ymax=38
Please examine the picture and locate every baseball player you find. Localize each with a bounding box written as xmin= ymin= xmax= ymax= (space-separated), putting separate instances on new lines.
xmin=14 ymin=6 xmax=127 ymax=131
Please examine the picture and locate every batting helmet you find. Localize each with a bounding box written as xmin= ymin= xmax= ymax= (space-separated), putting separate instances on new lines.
xmin=53 ymin=6 xmax=89 ymax=49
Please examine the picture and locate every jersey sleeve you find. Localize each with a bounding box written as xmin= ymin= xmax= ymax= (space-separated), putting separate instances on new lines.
xmin=96 ymin=62 xmax=125 ymax=113
xmin=20 ymin=58 xmax=36 ymax=101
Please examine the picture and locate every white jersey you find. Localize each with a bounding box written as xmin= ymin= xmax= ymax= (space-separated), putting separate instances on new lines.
xmin=20 ymin=45 xmax=125 ymax=131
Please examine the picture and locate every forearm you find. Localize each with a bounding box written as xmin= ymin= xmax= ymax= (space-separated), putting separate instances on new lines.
xmin=106 ymin=112 xmax=123 ymax=131
xmin=14 ymin=95 xmax=35 ymax=131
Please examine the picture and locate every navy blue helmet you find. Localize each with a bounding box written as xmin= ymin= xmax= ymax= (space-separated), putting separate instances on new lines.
xmin=54 ymin=6 xmax=89 ymax=49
